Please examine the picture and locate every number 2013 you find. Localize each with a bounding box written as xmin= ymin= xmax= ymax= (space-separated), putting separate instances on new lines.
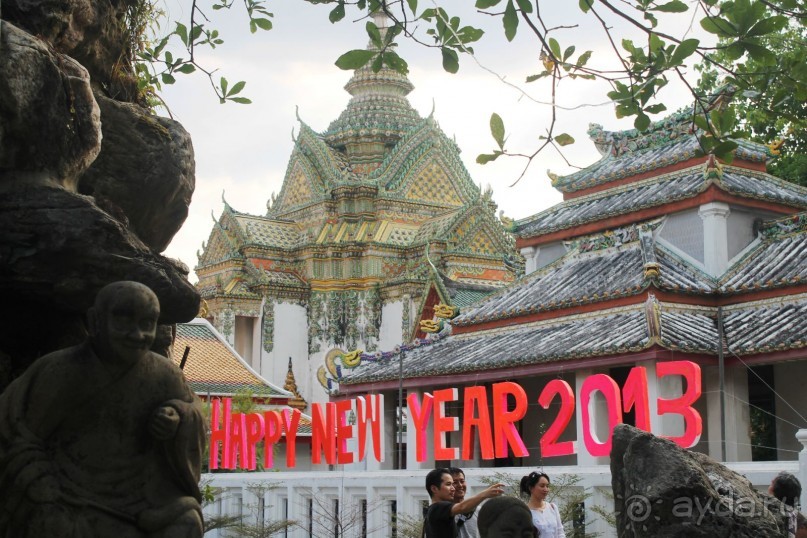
xmin=539 ymin=360 xmax=702 ymax=457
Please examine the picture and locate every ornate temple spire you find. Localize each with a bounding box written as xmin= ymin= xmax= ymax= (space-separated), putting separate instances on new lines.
xmin=283 ymin=357 xmax=308 ymax=411
xmin=323 ymin=6 xmax=421 ymax=163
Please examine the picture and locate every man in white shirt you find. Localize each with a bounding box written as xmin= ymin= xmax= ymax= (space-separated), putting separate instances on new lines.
xmin=451 ymin=467 xmax=480 ymax=538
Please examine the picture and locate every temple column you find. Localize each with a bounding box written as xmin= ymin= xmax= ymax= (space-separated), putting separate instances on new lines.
xmin=699 ymin=202 xmax=731 ymax=276
xmin=520 ymin=246 xmax=538 ymax=275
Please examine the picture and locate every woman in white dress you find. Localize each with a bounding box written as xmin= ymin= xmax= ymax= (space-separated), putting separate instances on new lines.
xmin=520 ymin=471 xmax=566 ymax=538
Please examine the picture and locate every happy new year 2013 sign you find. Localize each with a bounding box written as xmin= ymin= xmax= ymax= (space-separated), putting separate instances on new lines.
xmin=209 ymin=360 xmax=702 ymax=470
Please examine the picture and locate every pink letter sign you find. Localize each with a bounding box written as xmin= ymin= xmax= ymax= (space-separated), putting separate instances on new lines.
xmin=492 ymin=382 xmax=529 ymax=458
xmin=657 ymin=361 xmax=702 ymax=448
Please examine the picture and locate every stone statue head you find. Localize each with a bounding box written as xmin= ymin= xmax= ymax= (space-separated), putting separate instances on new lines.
xmin=478 ymin=496 xmax=537 ymax=538
xmin=88 ymin=281 xmax=160 ymax=369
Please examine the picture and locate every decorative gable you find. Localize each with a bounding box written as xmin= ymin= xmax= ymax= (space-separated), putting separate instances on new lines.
xmin=197 ymin=225 xmax=241 ymax=266
xmin=402 ymin=159 xmax=464 ymax=207
xmin=276 ymin=159 xmax=320 ymax=211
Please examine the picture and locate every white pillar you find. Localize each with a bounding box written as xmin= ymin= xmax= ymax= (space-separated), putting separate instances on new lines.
xmin=724 ymin=365 xmax=752 ymax=461
xmin=699 ymin=202 xmax=731 ymax=276
xmin=797 ymin=429 xmax=807 ymax=510
xmin=520 ymin=246 xmax=538 ymax=274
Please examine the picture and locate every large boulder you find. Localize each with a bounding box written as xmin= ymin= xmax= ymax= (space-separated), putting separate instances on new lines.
xmin=1 ymin=0 xmax=139 ymax=99
xmin=0 ymin=185 xmax=200 ymax=386
xmin=0 ymin=21 xmax=101 ymax=189
xmin=611 ymin=424 xmax=789 ymax=537
xmin=78 ymin=93 xmax=196 ymax=253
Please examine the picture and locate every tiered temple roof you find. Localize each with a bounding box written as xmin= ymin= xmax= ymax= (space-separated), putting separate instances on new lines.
xmin=336 ymin=102 xmax=807 ymax=391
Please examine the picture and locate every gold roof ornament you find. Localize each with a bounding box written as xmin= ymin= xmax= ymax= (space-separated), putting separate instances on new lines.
xmin=420 ymin=319 xmax=443 ymax=333
xmin=645 ymin=293 xmax=663 ymax=346
xmin=644 ymin=261 xmax=661 ymax=280
xmin=341 ymin=349 xmax=364 ymax=368
xmin=283 ymin=357 xmax=308 ymax=411
xmin=767 ymin=138 xmax=784 ymax=156
xmin=198 ymin=299 xmax=209 ymax=318
xmin=703 ymin=153 xmax=723 ymax=180
xmin=433 ymin=303 xmax=459 ymax=319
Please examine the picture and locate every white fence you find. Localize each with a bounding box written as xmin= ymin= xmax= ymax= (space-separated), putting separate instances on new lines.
xmin=202 ymin=430 xmax=807 ymax=538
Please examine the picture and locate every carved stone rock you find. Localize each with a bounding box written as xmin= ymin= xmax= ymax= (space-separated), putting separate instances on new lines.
xmin=0 ymin=185 xmax=199 ymax=383
xmin=611 ymin=424 xmax=789 ymax=537
xmin=78 ymin=93 xmax=196 ymax=253
xmin=1 ymin=0 xmax=139 ymax=99
xmin=0 ymin=21 xmax=101 ymax=189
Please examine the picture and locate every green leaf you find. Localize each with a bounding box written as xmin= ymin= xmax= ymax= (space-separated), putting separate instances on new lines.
xmin=747 ymin=15 xmax=787 ymax=37
xmin=220 ymin=77 xmax=228 ymax=96
xmin=515 ymin=0 xmax=533 ymax=13
xmin=227 ymin=80 xmax=246 ymax=96
xmin=713 ymin=140 xmax=738 ymax=163
xmin=229 ymin=97 xmax=252 ymax=104
xmin=670 ymin=38 xmax=699 ymax=65
xmin=329 ymin=3 xmax=345 ymax=22
xmin=652 ymin=0 xmax=688 ymax=12
xmin=335 ymin=49 xmax=376 ymax=70
xmin=644 ymin=103 xmax=667 ymax=114
xmin=476 ymin=0 xmax=502 ymax=8
xmin=253 ymin=18 xmax=272 ymax=31
xmin=176 ymin=63 xmax=196 ymax=74
xmin=548 ymin=38 xmax=561 ymax=60
xmin=371 ymin=54 xmax=383 ymax=72
xmin=579 ymin=0 xmax=594 ymax=12
xmin=554 ymin=133 xmax=575 ymax=146
xmin=503 ymin=0 xmax=518 ymax=42
xmin=161 ymin=73 xmax=176 ymax=85
xmin=407 ymin=0 xmax=418 ymax=15
xmin=490 ymin=113 xmax=506 ymax=149
xmin=383 ymin=50 xmax=409 ymax=74
xmin=563 ymin=45 xmax=576 ymax=62
xmin=634 ymin=112 xmax=651 ymax=131
xmin=190 ymin=24 xmax=203 ymax=41
xmin=458 ymin=25 xmax=485 ymax=44
xmin=441 ymin=47 xmax=460 ymax=73
xmin=366 ymin=21 xmax=383 ymax=48
xmin=525 ymin=73 xmax=549 ymax=82
xmin=700 ymin=16 xmax=736 ymax=38
xmin=743 ymin=41 xmax=777 ymax=64
xmin=576 ymin=50 xmax=593 ymax=67
xmin=476 ymin=151 xmax=503 ymax=164
xmin=175 ymin=22 xmax=188 ymax=46
xmin=693 ymin=115 xmax=709 ymax=132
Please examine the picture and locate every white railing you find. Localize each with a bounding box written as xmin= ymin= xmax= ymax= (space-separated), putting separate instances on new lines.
xmin=202 ymin=429 xmax=807 ymax=538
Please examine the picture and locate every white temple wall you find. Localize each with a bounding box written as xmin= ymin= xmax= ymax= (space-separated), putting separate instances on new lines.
xmin=658 ymin=208 xmax=705 ymax=263
xmin=706 ymin=364 xmax=752 ymax=461
xmin=726 ymin=207 xmax=762 ymax=261
xmin=233 ymin=315 xmax=254 ymax=362
xmin=264 ymin=302 xmax=310 ymax=402
xmin=379 ymin=299 xmax=405 ymax=349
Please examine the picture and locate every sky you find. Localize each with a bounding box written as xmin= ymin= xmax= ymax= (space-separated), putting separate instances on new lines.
xmin=159 ymin=1 xmax=707 ymax=280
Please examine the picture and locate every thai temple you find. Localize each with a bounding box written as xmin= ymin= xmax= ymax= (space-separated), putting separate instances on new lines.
xmin=337 ymin=97 xmax=807 ymax=470
xmin=194 ymin=17 xmax=807 ymax=535
xmin=193 ymin=10 xmax=520 ymax=413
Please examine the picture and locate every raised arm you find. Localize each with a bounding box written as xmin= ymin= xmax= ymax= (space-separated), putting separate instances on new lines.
xmin=450 ymin=483 xmax=505 ymax=516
